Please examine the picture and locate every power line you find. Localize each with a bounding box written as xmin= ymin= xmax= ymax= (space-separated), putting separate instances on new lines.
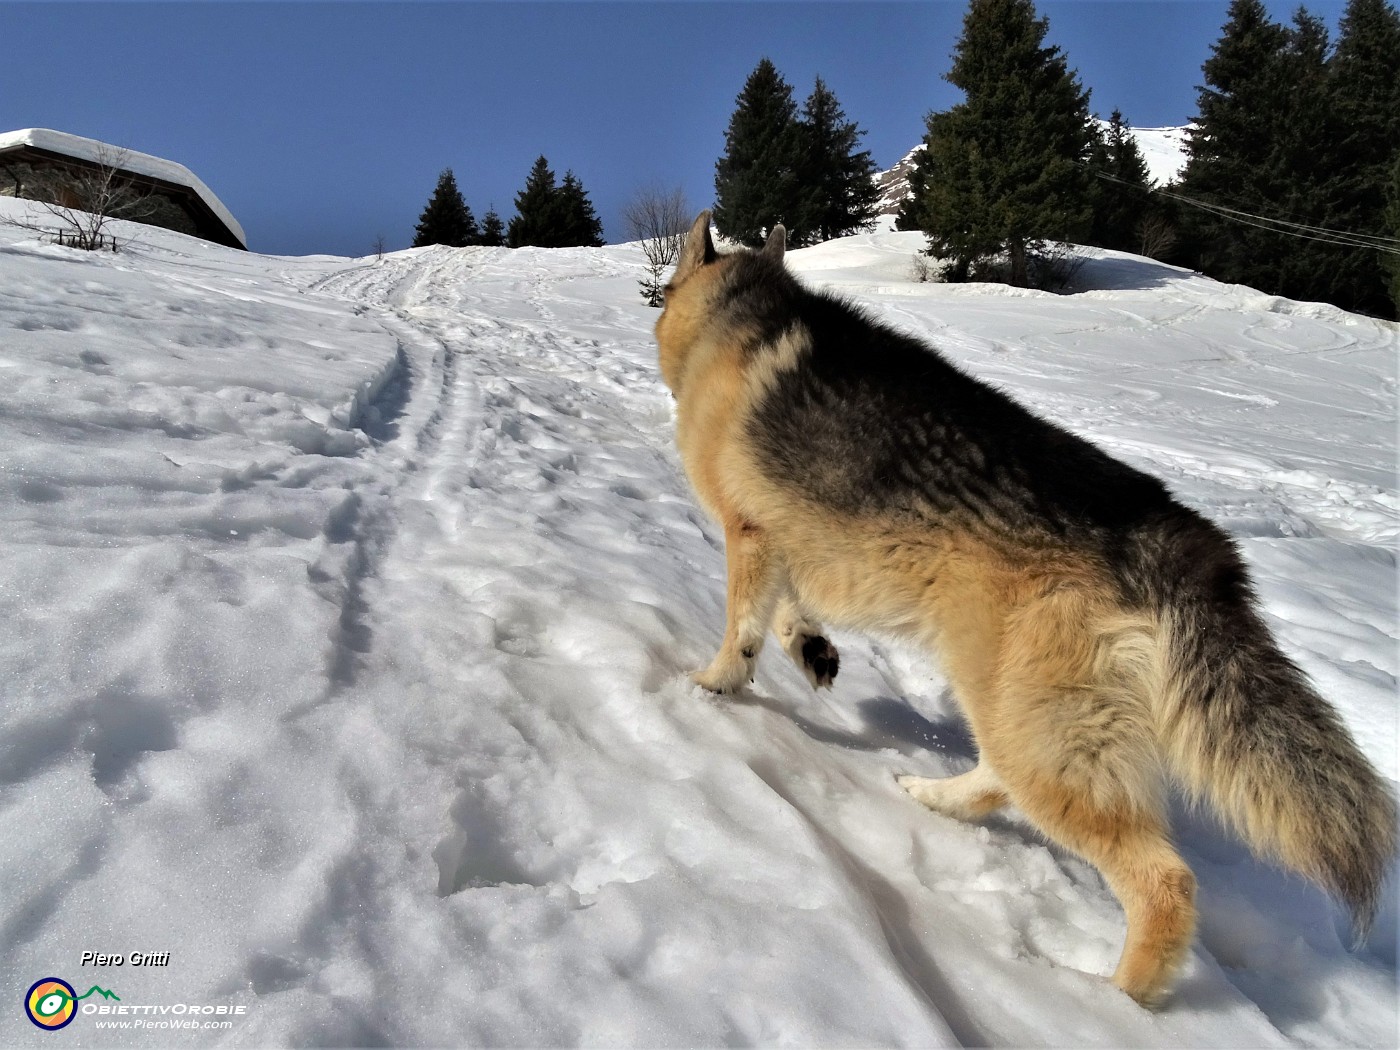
xmin=1089 ymin=168 xmax=1400 ymax=256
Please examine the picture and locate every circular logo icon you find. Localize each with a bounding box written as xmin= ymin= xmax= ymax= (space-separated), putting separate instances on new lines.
xmin=25 ymin=978 xmax=77 ymax=1031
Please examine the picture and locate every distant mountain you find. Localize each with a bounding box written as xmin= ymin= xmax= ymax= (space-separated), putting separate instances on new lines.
xmin=874 ymin=123 xmax=1189 ymax=217
xmin=873 ymin=145 xmax=926 ymax=218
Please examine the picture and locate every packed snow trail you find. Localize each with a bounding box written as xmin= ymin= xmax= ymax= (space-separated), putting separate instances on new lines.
xmin=0 ymin=206 xmax=1394 ymax=1047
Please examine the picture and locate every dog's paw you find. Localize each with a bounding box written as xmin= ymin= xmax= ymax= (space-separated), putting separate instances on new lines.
xmin=896 ymin=774 xmax=935 ymax=799
xmin=691 ymin=658 xmax=753 ymax=695
xmin=797 ymin=634 xmax=839 ymax=689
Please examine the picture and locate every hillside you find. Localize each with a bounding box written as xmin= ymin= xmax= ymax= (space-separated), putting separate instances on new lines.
xmin=0 ymin=198 xmax=1395 ymax=1047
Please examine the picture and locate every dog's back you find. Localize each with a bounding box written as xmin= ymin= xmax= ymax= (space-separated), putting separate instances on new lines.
xmin=656 ymin=212 xmax=1395 ymax=1007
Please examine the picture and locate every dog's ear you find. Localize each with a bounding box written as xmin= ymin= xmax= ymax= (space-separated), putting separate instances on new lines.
xmin=673 ymin=210 xmax=717 ymax=283
xmin=762 ymin=224 xmax=786 ymax=263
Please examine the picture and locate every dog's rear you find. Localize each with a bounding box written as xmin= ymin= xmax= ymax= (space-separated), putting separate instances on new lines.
xmin=655 ymin=211 xmax=1395 ymax=1006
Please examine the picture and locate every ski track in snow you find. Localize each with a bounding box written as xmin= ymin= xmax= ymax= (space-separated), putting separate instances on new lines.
xmin=0 ymin=209 xmax=1396 ymax=1048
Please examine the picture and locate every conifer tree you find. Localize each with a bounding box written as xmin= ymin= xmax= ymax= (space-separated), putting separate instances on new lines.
xmin=792 ymin=77 xmax=880 ymax=246
xmin=508 ymin=156 xmax=560 ymax=248
xmin=412 ymin=168 xmax=478 ymax=248
xmin=1323 ymin=0 xmax=1400 ymax=316
xmin=1266 ymin=8 xmax=1340 ymax=302
xmin=714 ymin=58 xmax=803 ymax=246
xmin=1178 ymin=0 xmax=1398 ymax=316
xmin=1087 ymin=110 xmax=1156 ymax=253
xmin=556 ymin=171 xmax=606 ymax=247
xmin=899 ymin=0 xmax=1095 ymax=286
xmin=1384 ymin=155 xmax=1400 ymax=314
xmin=1175 ymin=0 xmax=1292 ymax=286
xmin=479 ymin=206 xmax=506 ymax=247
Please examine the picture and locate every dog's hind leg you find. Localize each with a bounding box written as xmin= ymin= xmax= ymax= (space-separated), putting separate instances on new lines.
xmin=1003 ymin=760 xmax=1196 ymax=1008
xmin=983 ymin=601 xmax=1195 ymax=1007
xmin=898 ymin=761 xmax=1008 ymax=820
xmin=693 ymin=520 xmax=784 ymax=694
xmin=772 ymin=591 xmax=839 ymax=689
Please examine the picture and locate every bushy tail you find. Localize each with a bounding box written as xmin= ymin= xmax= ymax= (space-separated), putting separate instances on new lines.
xmin=1135 ymin=518 xmax=1396 ymax=938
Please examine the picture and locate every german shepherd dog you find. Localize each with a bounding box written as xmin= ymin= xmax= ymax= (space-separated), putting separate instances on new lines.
xmin=655 ymin=211 xmax=1395 ymax=1007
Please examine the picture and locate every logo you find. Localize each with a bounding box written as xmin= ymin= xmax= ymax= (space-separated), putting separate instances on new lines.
xmin=24 ymin=979 xmax=120 ymax=1031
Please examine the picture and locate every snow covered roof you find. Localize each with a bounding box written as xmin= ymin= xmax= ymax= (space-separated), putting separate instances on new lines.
xmin=0 ymin=128 xmax=246 ymax=248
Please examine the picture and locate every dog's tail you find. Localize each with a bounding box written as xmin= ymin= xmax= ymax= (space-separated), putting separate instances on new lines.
xmin=1129 ymin=515 xmax=1396 ymax=939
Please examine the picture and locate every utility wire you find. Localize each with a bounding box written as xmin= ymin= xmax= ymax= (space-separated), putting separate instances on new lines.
xmin=1089 ymin=168 xmax=1400 ymax=256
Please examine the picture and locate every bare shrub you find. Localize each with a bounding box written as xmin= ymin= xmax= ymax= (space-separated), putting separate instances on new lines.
xmin=4 ymin=145 xmax=159 ymax=252
xmin=1029 ymin=241 xmax=1086 ymax=293
xmin=624 ymin=183 xmax=691 ymax=307
xmin=910 ymin=252 xmax=941 ymax=283
xmin=1136 ymin=213 xmax=1179 ymax=260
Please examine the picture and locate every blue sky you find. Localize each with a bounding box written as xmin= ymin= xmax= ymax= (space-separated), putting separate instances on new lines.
xmin=3 ymin=1 xmax=1345 ymax=257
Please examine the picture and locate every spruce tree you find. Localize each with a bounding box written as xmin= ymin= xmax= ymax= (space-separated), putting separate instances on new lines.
xmin=1088 ymin=110 xmax=1156 ymax=253
xmin=1267 ymin=8 xmax=1340 ymax=303
xmin=714 ymin=58 xmax=803 ymax=246
xmin=508 ymin=156 xmax=560 ymax=248
xmin=1178 ymin=0 xmax=1399 ymax=316
xmin=412 ymin=168 xmax=478 ymax=248
xmin=1175 ymin=0 xmax=1291 ymax=286
xmin=556 ymin=171 xmax=606 ymax=247
xmin=479 ymin=206 xmax=506 ymax=247
xmin=1324 ymin=0 xmax=1400 ymax=316
xmin=1384 ymin=155 xmax=1400 ymax=314
xmin=793 ymin=77 xmax=881 ymax=246
xmin=900 ymin=0 xmax=1095 ymax=286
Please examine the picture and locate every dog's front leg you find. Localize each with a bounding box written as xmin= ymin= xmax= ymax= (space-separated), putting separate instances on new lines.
xmin=772 ymin=592 xmax=840 ymax=689
xmin=693 ymin=520 xmax=782 ymax=694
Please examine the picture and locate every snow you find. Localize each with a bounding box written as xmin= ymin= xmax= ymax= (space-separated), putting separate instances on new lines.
xmin=0 ymin=197 xmax=1395 ymax=1047
xmin=0 ymin=129 xmax=246 ymax=248
xmin=1128 ymin=125 xmax=1192 ymax=186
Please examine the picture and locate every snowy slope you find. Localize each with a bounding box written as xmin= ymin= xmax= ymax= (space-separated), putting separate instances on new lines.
xmin=1 ymin=198 xmax=1395 ymax=1048
xmin=1127 ymin=125 xmax=1191 ymax=185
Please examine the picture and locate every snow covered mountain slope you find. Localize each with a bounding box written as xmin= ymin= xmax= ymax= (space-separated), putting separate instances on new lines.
xmin=1127 ymin=125 xmax=1191 ymax=185
xmin=1 ymin=197 xmax=1395 ymax=1047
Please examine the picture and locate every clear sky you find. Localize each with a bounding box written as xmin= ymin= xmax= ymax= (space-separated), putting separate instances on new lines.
xmin=2 ymin=1 xmax=1345 ymax=257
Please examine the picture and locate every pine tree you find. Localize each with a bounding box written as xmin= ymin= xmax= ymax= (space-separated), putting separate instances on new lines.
xmin=1324 ymin=0 xmax=1400 ymax=317
xmin=1384 ymin=155 xmax=1400 ymax=314
xmin=556 ymin=171 xmax=605 ymax=247
xmin=714 ymin=58 xmax=803 ymax=246
xmin=412 ymin=168 xmax=478 ymax=248
xmin=479 ymin=206 xmax=506 ymax=247
xmin=1175 ymin=0 xmax=1291 ymax=287
xmin=792 ymin=77 xmax=881 ymax=246
xmin=1267 ymin=8 xmax=1340 ymax=303
xmin=899 ymin=0 xmax=1095 ymax=286
xmin=508 ymin=156 xmax=560 ymax=248
xmin=1088 ymin=110 xmax=1156 ymax=253
xmin=1178 ymin=0 xmax=1398 ymax=316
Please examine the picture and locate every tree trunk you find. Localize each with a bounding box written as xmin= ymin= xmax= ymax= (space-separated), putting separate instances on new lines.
xmin=1008 ymin=240 xmax=1029 ymax=287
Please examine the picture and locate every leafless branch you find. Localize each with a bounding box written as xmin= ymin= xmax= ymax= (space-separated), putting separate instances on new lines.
xmin=3 ymin=145 xmax=160 ymax=251
xmin=624 ymin=183 xmax=691 ymax=306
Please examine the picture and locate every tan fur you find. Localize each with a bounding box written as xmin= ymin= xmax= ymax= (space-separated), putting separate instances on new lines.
xmin=655 ymin=213 xmax=1210 ymax=1005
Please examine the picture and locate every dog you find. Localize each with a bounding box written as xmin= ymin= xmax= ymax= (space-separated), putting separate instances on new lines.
xmin=654 ymin=210 xmax=1395 ymax=1007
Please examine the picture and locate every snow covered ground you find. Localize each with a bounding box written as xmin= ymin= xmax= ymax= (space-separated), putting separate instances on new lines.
xmin=1 ymin=198 xmax=1395 ymax=1047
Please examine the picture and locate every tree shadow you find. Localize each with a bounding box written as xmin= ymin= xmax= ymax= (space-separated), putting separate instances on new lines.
xmin=1072 ymin=253 xmax=1192 ymax=294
